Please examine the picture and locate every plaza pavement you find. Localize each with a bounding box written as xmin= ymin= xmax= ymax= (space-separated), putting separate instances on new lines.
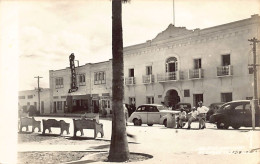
xmin=18 ymin=117 xmax=260 ymax=164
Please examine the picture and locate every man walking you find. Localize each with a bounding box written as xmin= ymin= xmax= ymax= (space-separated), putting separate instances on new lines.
xmin=197 ymin=101 xmax=209 ymax=129
xmin=187 ymin=107 xmax=199 ymax=129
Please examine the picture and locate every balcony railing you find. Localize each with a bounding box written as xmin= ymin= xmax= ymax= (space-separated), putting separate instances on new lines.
xmin=125 ymin=77 xmax=135 ymax=85
xmin=142 ymin=74 xmax=155 ymax=84
xmin=188 ymin=69 xmax=204 ymax=79
xmin=217 ymin=65 xmax=233 ymax=77
xmin=157 ymin=71 xmax=184 ymax=82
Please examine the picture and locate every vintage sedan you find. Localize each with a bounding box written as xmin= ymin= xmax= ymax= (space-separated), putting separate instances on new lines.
xmin=209 ymin=100 xmax=260 ymax=129
xmin=206 ymin=102 xmax=224 ymax=121
xmin=128 ymin=104 xmax=180 ymax=127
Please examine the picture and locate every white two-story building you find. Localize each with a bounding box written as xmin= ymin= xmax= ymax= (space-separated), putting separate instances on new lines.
xmin=123 ymin=14 xmax=260 ymax=108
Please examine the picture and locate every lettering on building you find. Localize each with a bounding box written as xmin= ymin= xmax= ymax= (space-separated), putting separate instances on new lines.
xmin=68 ymin=53 xmax=78 ymax=93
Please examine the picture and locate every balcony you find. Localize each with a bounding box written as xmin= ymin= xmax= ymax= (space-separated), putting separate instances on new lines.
xmin=142 ymin=74 xmax=155 ymax=84
xmin=217 ymin=65 xmax=233 ymax=77
xmin=125 ymin=77 xmax=135 ymax=85
xmin=157 ymin=71 xmax=184 ymax=82
xmin=188 ymin=69 xmax=204 ymax=79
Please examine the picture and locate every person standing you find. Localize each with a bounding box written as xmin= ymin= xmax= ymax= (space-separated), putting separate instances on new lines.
xmin=187 ymin=107 xmax=199 ymax=129
xmin=197 ymin=101 xmax=209 ymax=129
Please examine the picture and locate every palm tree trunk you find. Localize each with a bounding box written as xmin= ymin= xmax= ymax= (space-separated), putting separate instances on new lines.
xmin=108 ymin=0 xmax=130 ymax=162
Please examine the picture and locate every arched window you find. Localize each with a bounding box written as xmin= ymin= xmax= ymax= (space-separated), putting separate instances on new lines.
xmin=165 ymin=57 xmax=178 ymax=72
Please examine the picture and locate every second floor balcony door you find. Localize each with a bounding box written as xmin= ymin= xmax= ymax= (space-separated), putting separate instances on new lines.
xmin=168 ymin=62 xmax=177 ymax=72
xmin=166 ymin=57 xmax=178 ymax=80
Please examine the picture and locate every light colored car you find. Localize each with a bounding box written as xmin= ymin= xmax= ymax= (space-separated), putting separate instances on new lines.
xmin=128 ymin=104 xmax=180 ymax=127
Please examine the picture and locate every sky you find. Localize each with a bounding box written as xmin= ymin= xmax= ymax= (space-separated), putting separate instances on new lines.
xmin=1 ymin=0 xmax=260 ymax=91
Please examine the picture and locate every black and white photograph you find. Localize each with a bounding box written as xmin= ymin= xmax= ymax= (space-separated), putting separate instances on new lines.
xmin=0 ymin=0 xmax=260 ymax=163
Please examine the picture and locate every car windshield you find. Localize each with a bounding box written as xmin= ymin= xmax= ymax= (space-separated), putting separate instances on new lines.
xmin=157 ymin=105 xmax=169 ymax=111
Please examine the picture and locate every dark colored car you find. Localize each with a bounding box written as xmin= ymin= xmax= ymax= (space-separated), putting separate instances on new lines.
xmin=206 ymin=102 xmax=225 ymax=121
xmin=173 ymin=103 xmax=192 ymax=113
xmin=209 ymin=100 xmax=260 ymax=129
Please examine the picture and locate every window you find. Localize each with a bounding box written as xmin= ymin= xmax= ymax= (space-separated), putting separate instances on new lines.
xmin=136 ymin=106 xmax=147 ymax=112
xmin=221 ymin=93 xmax=232 ymax=102
xmin=94 ymin=72 xmax=106 ymax=85
xmin=19 ymin=96 xmax=25 ymax=99
xmin=146 ymin=66 xmax=152 ymax=75
xmin=129 ymin=69 xmax=134 ymax=77
xmin=184 ymin=90 xmax=190 ymax=97
xmin=223 ymin=104 xmax=231 ymax=111
xmin=28 ymin=95 xmax=33 ymax=99
xmin=79 ymin=74 xmax=86 ymax=86
xmin=245 ymin=103 xmax=251 ymax=112
xmin=194 ymin=58 xmax=201 ymax=69
xmin=222 ymin=54 xmax=230 ymax=66
xmin=234 ymin=104 xmax=243 ymax=111
xmin=55 ymin=77 xmax=64 ymax=89
xmin=147 ymin=106 xmax=158 ymax=112
xmin=57 ymin=101 xmax=63 ymax=110
xmin=146 ymin=96 xmax=154 ymax=104
xmin=248 ymin=66 xmax=254 ymax=74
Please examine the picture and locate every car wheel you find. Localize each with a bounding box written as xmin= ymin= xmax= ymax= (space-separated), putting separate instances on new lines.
xmin=232 ymin=124 xmax=241 ymax=130
xmin=147 ymin=124 xmax=153 ymax=126
xmin=163 ymin=119 xmax=167 ymax=127
xmin=138 ymin=119 xmax=142 ymax=126
xmin=217 ymin=121 xmax=229 ymax=129
xmin=133 ymin=119 xmax=139 ymax=126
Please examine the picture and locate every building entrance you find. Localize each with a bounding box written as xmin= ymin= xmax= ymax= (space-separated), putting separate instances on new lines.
xmin=164 ymin=89 xmax=180 ymax=108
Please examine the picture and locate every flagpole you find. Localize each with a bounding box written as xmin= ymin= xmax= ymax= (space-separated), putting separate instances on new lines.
xmin=173 ymin=0 xmax=175 ymax=26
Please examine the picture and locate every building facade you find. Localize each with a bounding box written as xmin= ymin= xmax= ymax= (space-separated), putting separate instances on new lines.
xmin=18 ymin=88 xmax=51 ymax=113
xmin=49 ymin=60 xmax=112 ymax=114
xmin=123 ymin=14 xmax=260 ymax=108
xmin=48 ymin=15 xmax=260 ymax=114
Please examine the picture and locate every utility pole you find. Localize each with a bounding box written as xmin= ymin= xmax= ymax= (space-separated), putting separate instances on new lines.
xmin=34 ymin=76 xmax=43 ymax=113
xmin=248 ymin=37 xmax=259 ymax=130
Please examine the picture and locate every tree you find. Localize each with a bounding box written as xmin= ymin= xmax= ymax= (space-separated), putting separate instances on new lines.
xmin=108 ymin=0 xmax=130 ymax=162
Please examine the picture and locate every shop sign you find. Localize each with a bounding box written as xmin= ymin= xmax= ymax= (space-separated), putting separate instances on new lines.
xmin=68 ymin=53 xmax=78 ymax=93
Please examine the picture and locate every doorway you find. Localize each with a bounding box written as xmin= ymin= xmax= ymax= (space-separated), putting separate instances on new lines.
xmin=193 ymin=94 xmax=203 ymax=107
xmin=164 ymin=89 xmax=180 ymax=107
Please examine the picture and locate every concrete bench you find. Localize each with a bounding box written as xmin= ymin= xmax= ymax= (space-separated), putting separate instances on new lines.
xmin=19 ymin=117 xmax=41 ymax=132
xmin=73 ymin=118 xmax=104 ymax=138
xmin=42 ymin=119 xmax=70 ymax=135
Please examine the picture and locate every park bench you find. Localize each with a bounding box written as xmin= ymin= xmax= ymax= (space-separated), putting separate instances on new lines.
xmin=19 ymin=117 xmax=41 ymax=132
xmin=73 ymin=118 xmax=104 ymax=138
xmin=42 ymin=119 xmax=70 ymax=135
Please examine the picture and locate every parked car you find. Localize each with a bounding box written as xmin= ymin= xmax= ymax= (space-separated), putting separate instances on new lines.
xmin=128 ymin=104 xmax=180 ymax=127
xmin=206 ymin=102 xmax=225 ymax=121
xmin=209 ymin=100 xmax=260 ymax=129
xmin=172 ymin=103 xmax=192 ymax=113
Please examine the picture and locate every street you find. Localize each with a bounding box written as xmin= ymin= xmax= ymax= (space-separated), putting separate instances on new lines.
xmin=18 ymin=116 xmax=260 ymax=164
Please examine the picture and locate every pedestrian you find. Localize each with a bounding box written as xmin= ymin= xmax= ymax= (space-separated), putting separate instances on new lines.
xmin=197 ymin=101 xmax=209 ymax=129
xmin=124 ymin=104 xmax=129 ymax=126
xmin=177 ymin=107 xmax=187 ymax=128
xmin=187 ymin=107 xmax=199 ymax=129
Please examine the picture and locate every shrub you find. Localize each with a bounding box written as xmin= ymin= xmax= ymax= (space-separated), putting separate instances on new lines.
xmin=28 ymin=105 xmax=39 ymax=116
